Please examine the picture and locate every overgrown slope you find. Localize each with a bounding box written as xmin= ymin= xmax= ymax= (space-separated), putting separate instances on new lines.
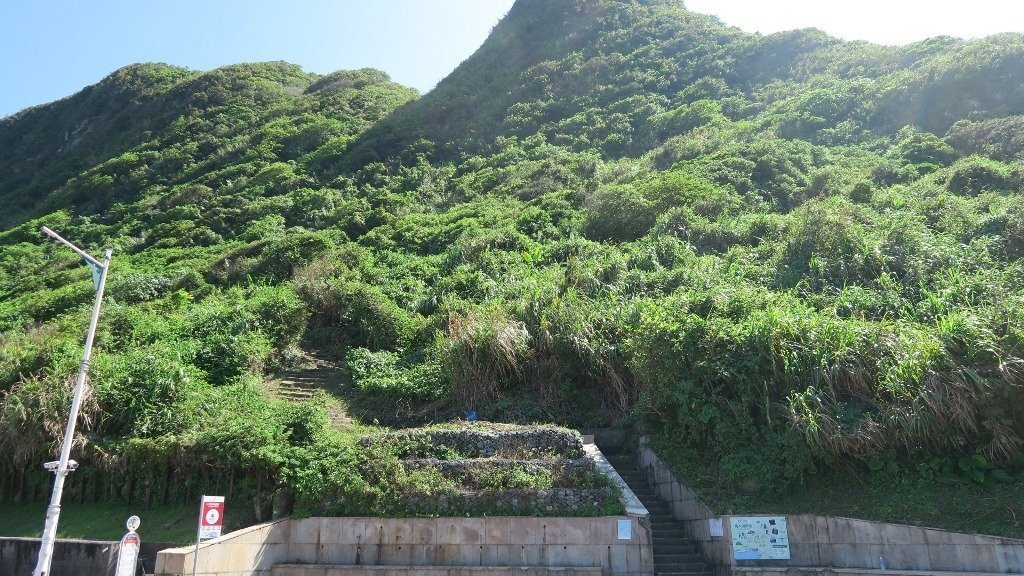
xmin=2 ymin=0 xmax=1024 ymax=533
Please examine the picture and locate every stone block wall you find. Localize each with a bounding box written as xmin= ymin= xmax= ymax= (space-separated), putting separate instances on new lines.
xmin=361 ymin=426 xmax=585 ymax=459
xmin=154 ymin=518 xmax=291 ymax=576
xmin=270 ymin=566 xmax=604 ymax=576
xmin=635 ymin=437 xmax=1024 ymax=575
xmin=287 ymin=516 xmax=651 ymax=574
xmin=154 ymin=516 xmax=653 ymax=576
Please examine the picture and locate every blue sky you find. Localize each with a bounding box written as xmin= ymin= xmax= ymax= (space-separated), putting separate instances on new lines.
xmin=2 ymin=0 xmax=1023 ymax=119
xmin=0 ymin=1 xmax=515 ymax=118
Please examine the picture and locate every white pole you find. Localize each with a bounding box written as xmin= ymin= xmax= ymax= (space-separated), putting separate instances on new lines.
xmin=31 ymin=230 xmax=112 ymax=576
xmin=192 ymin=496 xmax=205 ymax=576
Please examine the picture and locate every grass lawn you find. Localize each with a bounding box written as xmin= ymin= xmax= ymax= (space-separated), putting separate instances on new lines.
xmin=0 ymin=502 xmax=207 ymax=544
xmin=650 ymin=434 xmax=1024 ymax=539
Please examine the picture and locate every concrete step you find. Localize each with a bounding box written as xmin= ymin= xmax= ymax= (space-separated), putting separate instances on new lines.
xmin=277 ymin=391 xmax=316 ymax=399
xmin=652 ymin=534 xmax=690 ymax=542
xmin=655 ymin=555 xmax=706 ymax=566
xmin=656 ymin=567 xmax=710 ymax=575
xmin=607 ymin=456 xmax=713 ymax=576
xmin=277 ymin=380 xmax=321 ymax=387
xmin=653 ymin=544 xmax=697 ymax=555
xmin=652 ymin=533 xmax=689 ymax=543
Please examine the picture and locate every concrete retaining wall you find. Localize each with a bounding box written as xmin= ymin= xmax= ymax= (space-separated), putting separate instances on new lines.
xmin=731 ymin=570 xmax=1022 ymax=576
xmin=156 ymin=438 xmax=652 ymax=576
xmin=270 ymin=566 xmax=603 ymax=576
xmin=0 ymin=536 xmax=175 ymax=576
xmin=155 ymin=516 xmax=652 ymax=576
xmin=0 ymin=537 xmax=117 ymax=576
xmin=155 ymin=519 xmax=291 ymax=576
xmin=636 ymin=437 xmax=1024 ymax=575
xmin=291 ymin=516 xmax=651 ymax=573
xmin=1 ymin=532 xmax=178 ymax=573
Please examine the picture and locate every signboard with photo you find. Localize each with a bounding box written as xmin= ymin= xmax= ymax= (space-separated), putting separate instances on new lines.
xmin=730 ymin=516 xmax=790 ymax=560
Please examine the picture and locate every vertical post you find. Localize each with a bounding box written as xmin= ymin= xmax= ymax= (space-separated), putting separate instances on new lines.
xmin=31 ymin=239 xmax=112 ymax=576
xmin=193 ymin=495 xmax=205 ymax=576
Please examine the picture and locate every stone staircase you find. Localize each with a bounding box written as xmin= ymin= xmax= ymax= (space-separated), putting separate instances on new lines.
xmin=266 ymin=352 xmax=351 ymax=426
xmin=606 ymin=455 xmax=712 ymax=576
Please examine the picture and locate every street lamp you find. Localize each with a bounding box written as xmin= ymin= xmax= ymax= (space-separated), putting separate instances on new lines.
xmin=31 ymin=227 xmax=112 ymax=576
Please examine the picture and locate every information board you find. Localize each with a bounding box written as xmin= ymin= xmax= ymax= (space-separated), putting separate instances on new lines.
xmin=730 ymin=516 xmax=790 ymax=560
xmin=616 ymin=519 xmax=632 ymax=540
xmin=199 ymin=495 xmax=226 ymax=540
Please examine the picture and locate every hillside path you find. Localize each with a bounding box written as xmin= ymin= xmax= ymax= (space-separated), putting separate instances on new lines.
xmin=265 ymin=351 xmax=352 ymax=427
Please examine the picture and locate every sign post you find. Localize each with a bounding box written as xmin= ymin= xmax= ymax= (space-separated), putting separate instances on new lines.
xmin=192 ymin=496 xmax=225 ymax=576
xmin=114 ymin=516 xmax=141 ymax=576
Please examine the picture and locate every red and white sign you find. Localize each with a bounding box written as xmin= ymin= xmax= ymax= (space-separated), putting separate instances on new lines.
xmin=198 ymin=495 xmax=225 ymax=540
xmin=114 ymin=532 xmax=140 ymax=576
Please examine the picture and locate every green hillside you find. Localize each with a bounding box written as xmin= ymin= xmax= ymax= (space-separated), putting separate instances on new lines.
xmin=2 ymin=0 xmax=1024 ymax=534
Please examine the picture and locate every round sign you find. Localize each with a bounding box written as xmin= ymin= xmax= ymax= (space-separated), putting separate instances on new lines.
xmin=205 ymin=508 xmax=220 ymax=525
xmin=126 ymin=515 xmax=141 ymax=532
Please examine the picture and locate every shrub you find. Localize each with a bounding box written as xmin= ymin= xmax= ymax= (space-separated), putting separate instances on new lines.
xmin=440 ymin=306 xmax=531 ymax=409
xmin=583 ymin=184 xmax=657 ymax=242
xmin=345 ymin=347 xmax=446 ymax=399
xmin=945 ymin=156 xmax=1016 ymax=196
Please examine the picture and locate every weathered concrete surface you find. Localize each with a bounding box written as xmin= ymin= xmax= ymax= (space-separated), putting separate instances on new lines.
xmin=733 ymin=565 xmax=1019 ymax=569
xmin=287 ymin=516 xmax=652 ymax=575
xmin=1 ymin=532 xmax=176 ymax=573
xmin=584 ymin=443 xmax=647 ymax=518
xmin=0 ymin=537 xmax=116 ymax=576
xmin=154 ymin=518 xmax=291 ymax=576
xmin=271 ymin=565 xmax=604 ymax=576
xmin=154 ymin=516 xmax=653 ymax=576
xmin=1 ymin=536 xmax=176 ymax=576
xmin=636 ymin=436 xmax=1024 ymax=575
xmin=580 ymin=427 xmax=629 ymax=451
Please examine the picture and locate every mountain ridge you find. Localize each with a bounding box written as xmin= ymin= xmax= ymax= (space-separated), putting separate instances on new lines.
xmin=1 ymin=0 xmax=1024 ymax=534
xmin=344 ymin=0 xmax=1024 ymax=165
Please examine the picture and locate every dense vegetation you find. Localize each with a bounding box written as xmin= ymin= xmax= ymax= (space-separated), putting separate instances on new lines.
xmin=2 ymin=0 xmax=1024 ymax=534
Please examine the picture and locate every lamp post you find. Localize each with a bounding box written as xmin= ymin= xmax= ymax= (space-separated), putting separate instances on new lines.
xmin=31 ymin=227 xmax=112 ymax=576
